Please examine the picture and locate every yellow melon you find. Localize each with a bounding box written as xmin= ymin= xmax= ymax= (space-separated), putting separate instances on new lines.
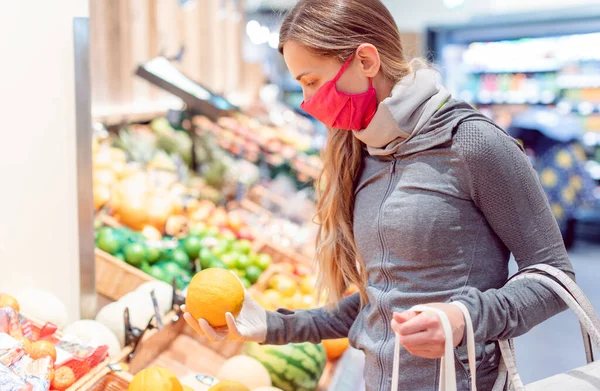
xmin=128 ymin=367 xmax=183 ymax=391
xmin=185 ymin=269 xmax=244 ymax=327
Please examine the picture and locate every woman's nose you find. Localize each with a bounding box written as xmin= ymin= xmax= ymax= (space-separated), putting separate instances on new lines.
xmin=303 ymin=88 xmax=314 ymax=102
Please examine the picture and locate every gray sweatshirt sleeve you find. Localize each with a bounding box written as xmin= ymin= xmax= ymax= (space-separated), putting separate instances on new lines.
xmin=451 ymin=120 xmax=575 ymax=343
xmin=263 ymin=292 xmax=361 ymax=345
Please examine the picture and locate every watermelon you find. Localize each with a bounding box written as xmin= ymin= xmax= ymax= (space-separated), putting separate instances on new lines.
xmin=245 ymin=342 xmax=327 ymax=391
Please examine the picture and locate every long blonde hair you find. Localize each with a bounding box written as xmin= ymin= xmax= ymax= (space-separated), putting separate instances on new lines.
xmin=279 ymin=0 xmax=415 ymax=306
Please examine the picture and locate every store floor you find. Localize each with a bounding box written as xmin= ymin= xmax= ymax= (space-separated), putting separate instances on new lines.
xmin=510 ymin=241 xmax=600 ymax=384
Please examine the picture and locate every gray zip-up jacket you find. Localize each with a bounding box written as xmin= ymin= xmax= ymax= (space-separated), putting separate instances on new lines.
xmin=264 ymin=100 xmax=574 ymax=390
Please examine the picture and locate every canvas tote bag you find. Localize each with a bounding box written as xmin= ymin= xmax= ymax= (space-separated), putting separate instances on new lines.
xmin=490 ymin=264 xmax=600 ymax=391
xmin=391 ymin=302 xmax=479 ymax=391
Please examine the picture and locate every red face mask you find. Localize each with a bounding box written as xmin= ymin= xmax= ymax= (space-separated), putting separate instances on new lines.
xmin=300 ymin=57 xmax=378 ymax=131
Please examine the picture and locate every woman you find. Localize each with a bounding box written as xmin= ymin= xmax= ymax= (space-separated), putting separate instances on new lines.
xmin=184 ymin=0 xmax=574 ymax=389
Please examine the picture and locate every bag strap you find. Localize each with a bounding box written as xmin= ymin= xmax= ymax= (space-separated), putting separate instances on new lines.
xmin=499 ymin=271 xmax=600 ymax=390
xmin=517 ymin=264 xmax=600 ymax=362
xmin=510 ymin=264 xmax=599 ymax=363
xmin=391 ymin=304 xmax=477 ymax=391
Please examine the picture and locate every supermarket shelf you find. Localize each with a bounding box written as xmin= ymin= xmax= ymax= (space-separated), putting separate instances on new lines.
xmin=92 ymin=100 xmax=183 ymax=126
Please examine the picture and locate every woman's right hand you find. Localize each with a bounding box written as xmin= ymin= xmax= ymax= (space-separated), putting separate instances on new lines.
xmin=182 ymin=291 xmax=267 ymax=343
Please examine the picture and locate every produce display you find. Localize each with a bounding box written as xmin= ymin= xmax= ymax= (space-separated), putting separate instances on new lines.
xmin=252 ymin=268 xmax=320 ymax=312
xmin=87 ymin=110 xmax=335 ymax=390
xmin=95 ymin=222 xmax=272 ymax=291
xmin=93 ymin=118 xmax=260 ymax=233
xmin=0 ymin=296 xmax=109 ymax=391
xmin=193 ymin=115 xmax=322 ymax=190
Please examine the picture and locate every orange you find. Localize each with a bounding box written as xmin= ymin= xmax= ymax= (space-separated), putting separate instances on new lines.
xmin=322 ymin=338 xmax=350 ymax=361
xmin=0 ymin=294 xmax=20 ymax=312
xmin=51 ymin=366 xmax=76 ymax=391
xmin=186 ymin=269 xmax=244 ymax=327
xmin=30 ymin=340 xmax=57 ymax=363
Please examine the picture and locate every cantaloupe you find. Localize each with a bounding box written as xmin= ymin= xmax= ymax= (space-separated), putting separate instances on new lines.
xmin=216 ymin=356 xmax=272 ymax=390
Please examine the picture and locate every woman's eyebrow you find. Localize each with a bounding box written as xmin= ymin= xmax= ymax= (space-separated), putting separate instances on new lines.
xmin=295 ymin=71 xmax=312 ymax=81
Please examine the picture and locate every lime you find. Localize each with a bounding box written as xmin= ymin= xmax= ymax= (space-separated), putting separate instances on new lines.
xmin=159 ymin=261 xmax=184 ymax=278
xmin=114 ymin=252 xmax=126 ymax=262
xmin=208 ymin=259 xmax=228 ymax=270
xmin=124 ymin=243 xmax=147 ymax=268
xmin=140 ymin=261 xmax=152 ymax=274
xmin=149 ymin=266 xmax=167 ymax=282
xmin=241 ymin=278 xmax=252 ymax=289
xmin=171 ymin=248 xmax=191 ymax=270
xmin=97 ymin=229 xmax=122 ymax=255
xmin=232 ymin=239 xmax=252 ymax=255
xmin=212 ymin=240 xmax=230 ymax=257
xmin=188 ymin=222 xmax=207 ymax=237
xmin=182 ymin=236 xmax=203 ymax=260
xmin=220 ymin=253 xmax=238 ymax=269
xmin=255 ymin=253 xmax=272 ymax=271
xmin=236 ymin=254 xmax=251 ymax=270
xmin=146 ymin=247 xmax=162 ymax=265
xmin=199 ymin=248 xmax=214 ymax=269
xmin=245 ymin=265 xmax=262 ymax=284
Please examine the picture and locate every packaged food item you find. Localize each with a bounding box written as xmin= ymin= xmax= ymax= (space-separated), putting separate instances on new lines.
xmin=0 ymin=308 xmax=23 ymax=338
xmin=0 ymin=362 xmax=34 ymax=391
xmin=24 ymin=357 xmax=52 ymax=391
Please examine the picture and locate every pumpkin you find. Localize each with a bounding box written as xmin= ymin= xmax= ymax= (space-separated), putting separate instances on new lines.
xmin=30 ymin=341 xmax=57 ymax=362
xmin=216 ymin=356 xmax=272 ymax=390
xmin=128 ymin=367 xmax=183 ymax=391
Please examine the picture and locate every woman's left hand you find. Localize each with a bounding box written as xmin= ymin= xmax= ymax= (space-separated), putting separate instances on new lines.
xmin=391 ymin=303 xmax=465 ymax=359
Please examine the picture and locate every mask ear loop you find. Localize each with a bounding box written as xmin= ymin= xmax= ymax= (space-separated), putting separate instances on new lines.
xmin=335 ymin=56 xmax=375 ymax=89
xmin=332 ymin=56 xmax=355 ymax=83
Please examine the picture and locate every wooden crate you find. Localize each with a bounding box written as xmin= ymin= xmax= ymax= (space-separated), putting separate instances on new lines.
xmin=77 ymin=367 xmax=132 ymax=391
xmin=112 ymin=312 xmax=244 ymax=391
xmin=95 ymin=248 xmax=153 ymax=301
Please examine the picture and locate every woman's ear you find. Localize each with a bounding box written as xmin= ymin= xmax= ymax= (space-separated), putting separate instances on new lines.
xmin=356 ymin=43 xmax=381 ymax=78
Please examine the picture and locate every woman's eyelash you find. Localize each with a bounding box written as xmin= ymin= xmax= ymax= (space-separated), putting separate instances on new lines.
xmin=307 ymin=81 xmax=316 ymax=87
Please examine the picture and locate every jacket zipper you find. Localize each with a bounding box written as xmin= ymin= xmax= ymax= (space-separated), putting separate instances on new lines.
xmin=376 ymin=160 xmax=397 ymax=391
